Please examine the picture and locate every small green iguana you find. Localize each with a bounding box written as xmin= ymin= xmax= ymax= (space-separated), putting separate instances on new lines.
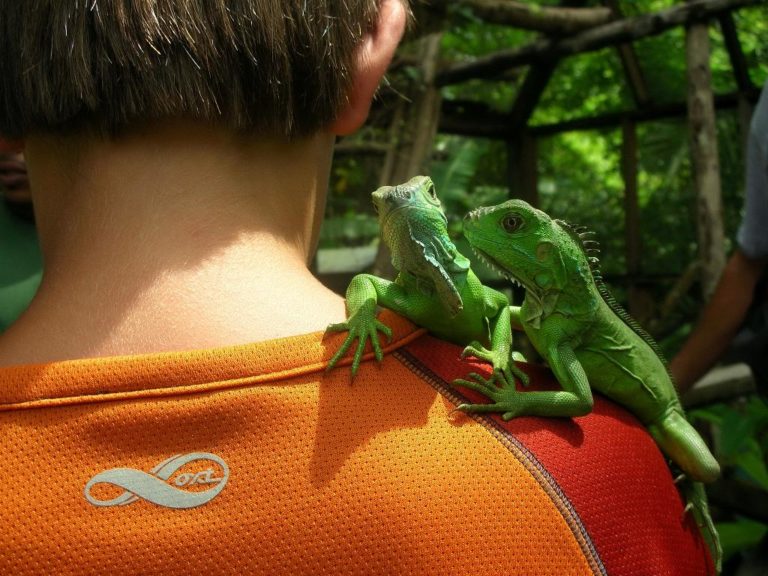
xmin=326 ymin=175 xmax=525 ymax=387
xmin=457 ymin=199 xmax=721 ymax=569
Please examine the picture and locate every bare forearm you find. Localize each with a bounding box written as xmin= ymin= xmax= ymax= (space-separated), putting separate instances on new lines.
xmin=670 ymin=250 xmax=767 ymax=392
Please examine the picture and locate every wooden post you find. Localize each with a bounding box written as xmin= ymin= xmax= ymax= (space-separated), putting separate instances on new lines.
xmin=605 ymin=0 xmax=651 ymax=109
xmin=507 ymin=132 xmax=539 ymax=205
xmin=621 ymin=120 xmax=644 ymax=317
xmin=686 ymin=14 xmax=726 ymax=300
xmin=503 ymin=56 xmax=556 ymax=205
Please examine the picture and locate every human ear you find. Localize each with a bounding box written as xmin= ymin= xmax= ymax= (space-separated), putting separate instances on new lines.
xmin=328 ymin=0 xmax=407 ymax=136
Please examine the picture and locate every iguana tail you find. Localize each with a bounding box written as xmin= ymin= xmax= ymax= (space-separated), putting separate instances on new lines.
xmin=679 ymin=480 xmax=722 ymax=573
xmin=648 ymin=408 xmax=720 ymax=484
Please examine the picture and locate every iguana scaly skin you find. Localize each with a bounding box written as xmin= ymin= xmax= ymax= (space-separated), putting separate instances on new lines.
xmin=458 ymin=199 xmax=721 ymax=569
xmin=326 ymin=176 xmax=526 ymax=388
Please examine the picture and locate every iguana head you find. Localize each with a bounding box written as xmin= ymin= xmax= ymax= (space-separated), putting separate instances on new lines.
xmin=464 ymin=199 xmax=594 ymax=323
xmin=372 ymin=175 xmax=469 ymax=314
xmin=372 ymin=175 xmax=443 ymax=228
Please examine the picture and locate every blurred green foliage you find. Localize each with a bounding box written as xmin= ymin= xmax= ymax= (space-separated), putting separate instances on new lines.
xmin=691 ymin=397 xmax=768 ymax=565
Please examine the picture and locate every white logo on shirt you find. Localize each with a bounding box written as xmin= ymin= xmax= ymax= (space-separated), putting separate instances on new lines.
xmin=84 ymin=452 xmax=229 ymax=509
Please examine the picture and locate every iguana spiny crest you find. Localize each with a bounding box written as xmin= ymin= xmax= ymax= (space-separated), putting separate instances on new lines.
xmin=556 ymin=218 xmax=670 ymax=367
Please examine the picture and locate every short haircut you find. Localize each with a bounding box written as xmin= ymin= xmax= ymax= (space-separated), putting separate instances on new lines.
xmin=0 ymin=1 xmax=384 ymax=139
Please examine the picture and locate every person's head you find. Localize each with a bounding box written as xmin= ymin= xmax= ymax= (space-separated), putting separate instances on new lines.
xmin=0 ymin=0 xmax=407 ymax=141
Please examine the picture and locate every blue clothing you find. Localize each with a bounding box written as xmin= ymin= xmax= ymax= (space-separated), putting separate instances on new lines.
xmin=738 ymin=79 xmax=768 ymax=259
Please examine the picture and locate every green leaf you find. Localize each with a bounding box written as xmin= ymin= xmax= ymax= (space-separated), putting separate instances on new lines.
xmin=733 ymin=444 xmax=768 ymax=491
xmin=688 ymin=404 xmax=728 ymax=426
xmin=716 ymin=519 xmax=768 ymax=564
xmin=720 ymin=408 xmax=758 ymax=458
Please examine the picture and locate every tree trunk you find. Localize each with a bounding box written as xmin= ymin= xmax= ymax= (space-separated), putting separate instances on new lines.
xmin=686 ymin=16 xmax=726 ymax=300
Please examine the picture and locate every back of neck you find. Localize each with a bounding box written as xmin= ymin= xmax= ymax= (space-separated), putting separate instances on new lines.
xmin=0 ymin=121 xmax=346 ymax=365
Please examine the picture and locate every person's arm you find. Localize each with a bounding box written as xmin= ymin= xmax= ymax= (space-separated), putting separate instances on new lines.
xmin=669 ymin=249 xmax=767 ymax=393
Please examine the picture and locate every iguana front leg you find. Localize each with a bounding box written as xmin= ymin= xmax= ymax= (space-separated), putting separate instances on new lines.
xmin=460 ymin=292 xmax=529 ymax=388
xmin=456 ymin=342 xmax=593 ymax=421
xmin=326 ymin=274 xmax=401 ymax=377
xmin=508 ymin=304 xmax=524 ymax=331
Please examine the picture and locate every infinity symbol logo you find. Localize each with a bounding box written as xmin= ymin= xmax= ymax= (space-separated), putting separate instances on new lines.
xmin=84 ymin=452 xmax=229 ymax=509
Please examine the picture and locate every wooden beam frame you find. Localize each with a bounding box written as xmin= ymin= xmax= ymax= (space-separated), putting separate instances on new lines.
xmin=420 ymin=0 xmax=612 ymax=35
xmin=436 ymin=0 xmax=763 ymax=86
xmin=439 ymin=88 xmax=761 ymax=139
xmin=718 ymin=11 xmax=754 ymax=92
xmin=604 ymin=0 xmax=651 ymax=108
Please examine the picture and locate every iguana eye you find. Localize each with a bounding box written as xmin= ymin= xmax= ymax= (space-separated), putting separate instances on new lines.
xmin=502 ymin=214 xmax=523 ymax=233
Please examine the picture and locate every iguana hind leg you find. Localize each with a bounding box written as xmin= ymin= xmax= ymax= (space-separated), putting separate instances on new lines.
xmin=647 ymin=408 xmax=720 ymax=483
xmin=678 ymin=479 xmax=722 ymax=573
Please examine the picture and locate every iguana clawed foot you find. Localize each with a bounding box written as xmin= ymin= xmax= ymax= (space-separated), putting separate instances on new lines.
xmin=326 ymin=301 xmax=392 ymax=378
xmin=452 ymin=371 xmax=528 ymax=421
xmin=460 ymin=341 xmax=530 ymax=387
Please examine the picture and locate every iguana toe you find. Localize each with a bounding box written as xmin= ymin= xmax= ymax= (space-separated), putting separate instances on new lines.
xmin=506 ymin=363 xmax=530 ymax=388
xmin=460 ymin=341 xmax=486 ymax=361
xmin=455 ymin=402 xmax=506 ymax=414
xmin=326 ymin=328 xmax=355 ymax=372
xmin=453 ymin=372 xmax=500 ymax=396
xmin=502 ymin=410 xmax=520 ymax=421
xmin=455 ymin=400 xmax=523 ymax=421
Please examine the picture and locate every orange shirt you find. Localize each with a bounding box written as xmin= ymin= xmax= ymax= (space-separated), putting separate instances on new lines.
xmin=0 ymin=312 xmax=713 ymax=575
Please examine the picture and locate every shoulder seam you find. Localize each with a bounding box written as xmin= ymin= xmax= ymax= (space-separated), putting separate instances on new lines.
xmin=394 ymin=348 xmax=607 ymax=576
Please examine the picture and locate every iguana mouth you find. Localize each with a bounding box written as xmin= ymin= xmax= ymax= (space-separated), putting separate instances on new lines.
xmin=469 ymin=245 xmax=524 ymax=290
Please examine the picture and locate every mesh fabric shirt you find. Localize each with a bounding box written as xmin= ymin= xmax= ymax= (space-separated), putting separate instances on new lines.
xmin=0 ymin=312 xmax=714 ymax=575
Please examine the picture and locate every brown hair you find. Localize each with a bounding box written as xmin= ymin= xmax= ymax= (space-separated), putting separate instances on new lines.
xmin=0 ymin=1 xmax=383 ymax=139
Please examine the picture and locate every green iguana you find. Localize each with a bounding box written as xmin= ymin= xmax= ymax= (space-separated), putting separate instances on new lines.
xmin=326 ymin=175 xmax=525 ymax=388
xmin=457 ymin=199 xmax=721 ymax=569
